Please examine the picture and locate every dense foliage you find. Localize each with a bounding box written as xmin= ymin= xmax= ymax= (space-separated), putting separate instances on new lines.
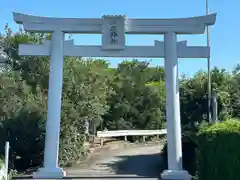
xmin=0 ymin=25 xmax=239 ymax=176
xmin=196 ymin=119 xmax=240 ymax=180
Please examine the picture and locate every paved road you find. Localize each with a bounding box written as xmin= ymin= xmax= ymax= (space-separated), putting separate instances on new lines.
xmin=66 ymin=142 xmax=164 ymax=180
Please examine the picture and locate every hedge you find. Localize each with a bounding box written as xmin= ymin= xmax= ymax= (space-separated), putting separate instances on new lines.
xmin=196 ymin=119 xmax=240 ymax=180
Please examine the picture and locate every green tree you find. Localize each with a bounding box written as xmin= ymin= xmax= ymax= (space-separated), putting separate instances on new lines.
xmin=230 ymin=64 xmax=240 ymax=118
xmin=0 ymin=26 xmax=112 ymax=170
xmin=103 ymin=60 xmax=165 ymax=131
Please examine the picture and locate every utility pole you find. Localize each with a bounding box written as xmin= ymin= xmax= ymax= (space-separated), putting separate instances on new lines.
xmin=206 ymin=0 xmax=212 ymax=122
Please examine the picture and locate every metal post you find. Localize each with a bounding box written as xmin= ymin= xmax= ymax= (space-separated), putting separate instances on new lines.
xmin=212 ymin=93 xmax=218 ymax=123
xmin=4 ymin=142 xmax=9 ymax=180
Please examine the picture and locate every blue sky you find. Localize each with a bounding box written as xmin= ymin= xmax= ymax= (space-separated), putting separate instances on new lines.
xmin=1 ymin=0 xmax=239 ymax=77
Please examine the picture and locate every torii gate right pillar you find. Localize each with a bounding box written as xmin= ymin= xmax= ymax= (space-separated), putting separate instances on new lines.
xmin=161 ymin=32 xmax=190 ymax=180
xmin=160 ymin=15 xmax=216 ymax=180
xmin=165 ymin=32 xmax=182 ymax=170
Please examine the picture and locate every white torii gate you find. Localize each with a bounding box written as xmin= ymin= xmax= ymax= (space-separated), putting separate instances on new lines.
xmin=13 ymin=12 xmax=216 ymax=180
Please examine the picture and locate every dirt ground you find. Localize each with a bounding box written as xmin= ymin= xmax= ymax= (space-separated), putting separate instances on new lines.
xmin=65 ymin=141 xmax=165 ymax=179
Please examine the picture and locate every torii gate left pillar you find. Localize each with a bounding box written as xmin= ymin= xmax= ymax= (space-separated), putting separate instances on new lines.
xmin=38 ymin=30 xmax=65 ymax=178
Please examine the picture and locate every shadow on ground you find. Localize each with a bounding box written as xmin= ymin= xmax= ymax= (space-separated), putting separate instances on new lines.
xmin=14 ymin=176 xmax=160 ymax=179
xmin=96 ymin=153 xmax=164 ymax=178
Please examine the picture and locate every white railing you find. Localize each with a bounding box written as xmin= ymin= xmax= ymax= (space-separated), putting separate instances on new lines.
xmin=97 ymin=129 xmax=167 ymax=137
xmin=0 ymin=142 xmax=10 ymax=180
xmin=97 ymin=129 xmax=167 ymax=145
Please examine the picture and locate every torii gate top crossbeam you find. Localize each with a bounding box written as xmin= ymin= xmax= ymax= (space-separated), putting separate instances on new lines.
xmin=13 ymin=12 xmax=216 ymax=34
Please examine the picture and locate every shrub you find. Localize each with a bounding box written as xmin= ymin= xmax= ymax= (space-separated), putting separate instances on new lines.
xmin=0 ymin=108 xmax=46 ymax=171
xmin=59 ymin=127 xmax=86 ymax=167
xmin=196 ymin=119 xmax=240 ymax=180
xmin=0 ymin=158 xmax=3 ymax=170
xmin=0 ymin=58 xmax=111 ymax=172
